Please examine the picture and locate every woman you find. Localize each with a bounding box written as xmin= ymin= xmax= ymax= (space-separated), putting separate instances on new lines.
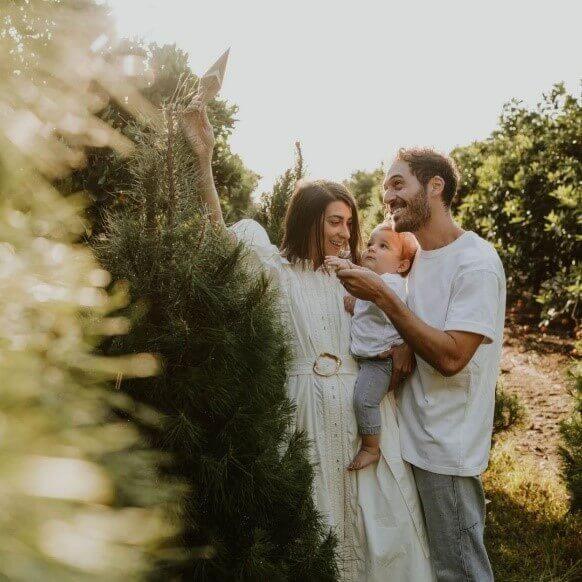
xmin=182 ymin=102 xmax=435 ymax=581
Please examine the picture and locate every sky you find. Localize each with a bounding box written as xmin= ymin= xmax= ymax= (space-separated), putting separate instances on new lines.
xmin=106 ymin=0 xmax=581 ymax=195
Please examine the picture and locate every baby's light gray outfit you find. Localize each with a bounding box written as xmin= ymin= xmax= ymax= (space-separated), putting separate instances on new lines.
xmin=351 ymin=273 xmax=407 ymax=435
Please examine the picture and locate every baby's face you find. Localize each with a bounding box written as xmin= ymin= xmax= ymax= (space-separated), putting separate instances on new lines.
xmin=361 ymin=228 xmax=404 ymax=275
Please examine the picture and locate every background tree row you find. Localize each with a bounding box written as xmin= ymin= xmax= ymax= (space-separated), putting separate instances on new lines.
xmin=340 ymin=84 xmax=581 ymax=329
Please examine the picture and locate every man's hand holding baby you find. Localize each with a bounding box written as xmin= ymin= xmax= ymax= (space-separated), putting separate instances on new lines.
xmin=387 ymin=343 xmax=415 ymax=392
xmin=336 ymin=267 xmax=387 ymax=303
xmin=344 ymin=294 xmax=356 ymax=315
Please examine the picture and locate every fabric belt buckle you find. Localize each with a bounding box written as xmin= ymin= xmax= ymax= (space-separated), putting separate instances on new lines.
xmin=313 ymin=352 xmax=342 ymax=377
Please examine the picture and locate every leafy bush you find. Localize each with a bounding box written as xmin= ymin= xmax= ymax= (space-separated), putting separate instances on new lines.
xmin=343 ymin=166 xmax=386 ymax=238
xmin=452 ymin=84 xmax=581 ymax=327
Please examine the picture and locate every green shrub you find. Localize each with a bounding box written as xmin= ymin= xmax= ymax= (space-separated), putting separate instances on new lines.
xmin=560 ymin=358 xmax=582 ymax=512
xmin=484 ymin=446 xmax=582 ymax=581
xmin=97 ymin=104 xmax=339 ymax=580
xmin=343 ymin=166 xmax=386 ymax=239
xmin=493 ymin=380 xmax=525 ymax=437
xmin=254 ymin=141 xmax=304 ymax=246
xmin=452 ymin=84 xmax=581 ymax=326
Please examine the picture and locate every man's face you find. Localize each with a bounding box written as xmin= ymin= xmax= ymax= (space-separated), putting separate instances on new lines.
xmin=382 ymin=160 xmax=431 ymax=233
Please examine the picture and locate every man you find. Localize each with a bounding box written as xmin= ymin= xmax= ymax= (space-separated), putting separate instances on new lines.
xmin=337 ymin=148 xmax=506 ymax=581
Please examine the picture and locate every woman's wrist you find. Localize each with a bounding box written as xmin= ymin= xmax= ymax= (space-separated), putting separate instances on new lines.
xmin=196 ymin=158 xmax=215 ymax=188
xmin=197 ymin=155 xmax=213 ymax=172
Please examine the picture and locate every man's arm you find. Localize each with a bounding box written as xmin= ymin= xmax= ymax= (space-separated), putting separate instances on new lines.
xmin=336 ymin=268 xmax=487 ymax=377
xmin=375 ymin=289 xmax=483 ymax=377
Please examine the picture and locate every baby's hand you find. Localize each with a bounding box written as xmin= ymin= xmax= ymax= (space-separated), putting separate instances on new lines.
xmin=324 ymin=255 xmax=353 ymax=272
xmin=344 ymin=294 xmax=356 ymax=315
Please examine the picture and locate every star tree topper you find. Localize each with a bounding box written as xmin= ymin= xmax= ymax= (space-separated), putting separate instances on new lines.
xmin=197 ymin=48 xmax=230 ymax=103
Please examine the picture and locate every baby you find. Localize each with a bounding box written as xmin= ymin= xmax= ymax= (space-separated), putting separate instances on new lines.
xmin=326 ymin=223 xmax=418 ymax=471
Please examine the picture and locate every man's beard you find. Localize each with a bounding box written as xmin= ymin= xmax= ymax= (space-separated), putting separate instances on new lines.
xmin=392 ymin=185 xmax=431 ymax=233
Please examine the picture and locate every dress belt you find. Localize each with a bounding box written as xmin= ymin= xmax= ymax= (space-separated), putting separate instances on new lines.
xmin=288 ymin=353 xmax=359 ymax=377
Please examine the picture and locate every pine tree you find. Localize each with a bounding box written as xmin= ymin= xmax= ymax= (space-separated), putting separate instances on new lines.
xmin=96 ymin=96 xmax=339 ymax=580
xmin=0 ymin=1 xmax=180 ymax=579
xmin=560 ymin=360 xmax=582 ymax=512
xmin=254 ymin=141 xmax=304 ymax=246
xmin=63 ymin=42 xmax=259 ymax=237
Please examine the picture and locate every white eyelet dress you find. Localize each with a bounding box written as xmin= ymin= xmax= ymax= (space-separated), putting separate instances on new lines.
xmin=231 ymin=220 xmax=435 ymax=582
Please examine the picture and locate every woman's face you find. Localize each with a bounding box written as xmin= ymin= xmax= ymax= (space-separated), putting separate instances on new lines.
xmin=321 ymin=200 xmax=352 ymax=257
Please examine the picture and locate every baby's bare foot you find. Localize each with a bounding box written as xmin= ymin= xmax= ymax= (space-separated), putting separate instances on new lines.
xmin=348 ymin=446 xmax=381 ymax=471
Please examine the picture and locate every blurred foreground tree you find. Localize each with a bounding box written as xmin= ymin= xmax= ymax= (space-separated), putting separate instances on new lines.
xmin=0 ymin=1 xmax=181 ymax=579
xmin=452 ymin=84 xmax=581 ymax=327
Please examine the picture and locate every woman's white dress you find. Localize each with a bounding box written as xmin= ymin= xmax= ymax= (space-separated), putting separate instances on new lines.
xmin=232 ymin=220 xmax=435 ymax=582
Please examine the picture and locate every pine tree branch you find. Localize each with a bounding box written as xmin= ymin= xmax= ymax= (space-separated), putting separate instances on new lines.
xmin=165 ymin=104 xmax=177 ymax=235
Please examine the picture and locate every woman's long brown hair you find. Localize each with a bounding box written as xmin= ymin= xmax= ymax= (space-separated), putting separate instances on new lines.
xmin=281 ymin=179 xmax=362 ymax=269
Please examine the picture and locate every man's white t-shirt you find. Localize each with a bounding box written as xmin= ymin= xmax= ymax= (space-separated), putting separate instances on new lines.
xmin=351 ymin=273 xmax=406 ymax=358
xmin=397 ymin=231 xmax=506 ymax=476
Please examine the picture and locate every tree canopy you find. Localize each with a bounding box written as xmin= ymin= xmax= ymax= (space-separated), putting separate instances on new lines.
xmin=452 ymin=84 xmax=581 ymax=326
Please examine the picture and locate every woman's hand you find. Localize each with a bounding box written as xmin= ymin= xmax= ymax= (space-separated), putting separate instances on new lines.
xmin=180 ymin=97 xmax=215 ymax=163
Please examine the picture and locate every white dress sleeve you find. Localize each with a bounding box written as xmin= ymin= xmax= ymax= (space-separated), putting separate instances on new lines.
xmin=229 ymin=219 xmax=286 ymax=281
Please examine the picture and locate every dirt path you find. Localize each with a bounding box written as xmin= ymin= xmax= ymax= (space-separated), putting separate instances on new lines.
xmin=499 ymin=314 xmax=577 ymax=474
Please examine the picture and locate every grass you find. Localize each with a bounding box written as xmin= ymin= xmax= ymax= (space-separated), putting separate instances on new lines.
xmin=484 ymin=442 xmax=582 ymax=581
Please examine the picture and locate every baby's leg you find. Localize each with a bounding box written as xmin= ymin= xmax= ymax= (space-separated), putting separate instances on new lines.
xmin=350 ymin=358 xmax=393 ymax=471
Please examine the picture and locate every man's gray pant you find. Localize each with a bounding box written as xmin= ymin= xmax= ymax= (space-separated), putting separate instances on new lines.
xmin=412 ymin=465 xmax=494 ymax=581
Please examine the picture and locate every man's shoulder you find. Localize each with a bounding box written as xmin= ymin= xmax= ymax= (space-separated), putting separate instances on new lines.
xmin=412 ymin=232 xmax=505 ymax=284
xmin=456 ymin=232 xmax=504 ymax=278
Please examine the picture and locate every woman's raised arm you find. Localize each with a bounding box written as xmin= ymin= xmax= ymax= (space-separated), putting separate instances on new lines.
xmin=180 ymin=99 xmax=224 ymax=227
